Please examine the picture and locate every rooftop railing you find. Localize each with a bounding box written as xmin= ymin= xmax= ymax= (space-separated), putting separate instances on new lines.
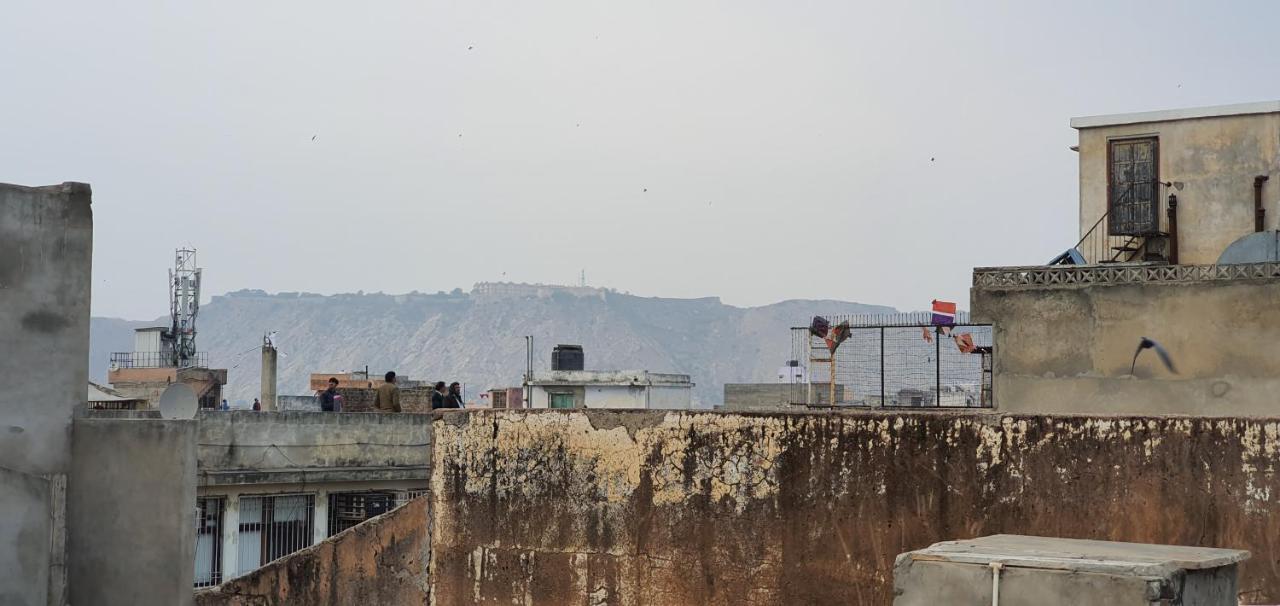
xmin=110 ymin=351 xmax=208 ymax=369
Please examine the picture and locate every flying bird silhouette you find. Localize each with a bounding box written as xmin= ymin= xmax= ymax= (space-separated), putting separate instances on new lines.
xmin=1131 ymin=337 xmax=1177 ymax=375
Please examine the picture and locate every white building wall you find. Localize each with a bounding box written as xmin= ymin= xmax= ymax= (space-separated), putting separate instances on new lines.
xmin=647 ymin=385 xmax=692 ymax=409
xmin=584 ymin=385 xmax=647 ymax=409
xmin=528 ymin=383 xmax=692 ymax=409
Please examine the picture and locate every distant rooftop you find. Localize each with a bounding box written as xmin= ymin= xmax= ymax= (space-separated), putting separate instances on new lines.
xmin=1070 ymin=100 xmax=1280 ymax=129
xmin=528 ymin=370 xmax=693 ymax=386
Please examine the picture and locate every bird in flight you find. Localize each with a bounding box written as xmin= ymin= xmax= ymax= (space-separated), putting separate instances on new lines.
xmin=1131 ymin=337 xmax=1177 ymax=375
xmin=311 ymin=135 xmax=317 ymax=141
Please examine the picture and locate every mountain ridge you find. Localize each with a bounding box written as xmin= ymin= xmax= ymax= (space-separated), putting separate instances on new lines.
xmin=89 ymin=287 xmax=895 ymax=406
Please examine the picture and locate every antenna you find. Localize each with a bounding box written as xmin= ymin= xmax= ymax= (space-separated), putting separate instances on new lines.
xmin=169 ymin=248 xmax=202 ymax=368
xmin=580 ymin=269 xmax=586 ymax=287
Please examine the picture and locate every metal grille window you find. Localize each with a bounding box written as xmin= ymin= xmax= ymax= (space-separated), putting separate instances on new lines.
xmin=236 ymin=494 xmax=315 ymax=575
xmin=1109 ymin=137 xmax=1159 ymax=236
xmin=194 ymin=497 xmax=223 ymax=587
xmin=394 ymin=488 xmax=429 ymax=508
xmin=327 ymin=492 xmax=395 ymax=536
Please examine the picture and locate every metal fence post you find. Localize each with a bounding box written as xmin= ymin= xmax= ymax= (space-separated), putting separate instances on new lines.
xmin=879 ymin=326 xmax=885 ymax=407
xmin=935 ymin=326 xmax=942 ymax=407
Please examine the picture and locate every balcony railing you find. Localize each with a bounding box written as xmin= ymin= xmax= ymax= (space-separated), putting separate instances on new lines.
xmin=1075 ymin=192 xmax=1179 ymax=265
xmin=110 ymin=351 xmax=208 ymax=369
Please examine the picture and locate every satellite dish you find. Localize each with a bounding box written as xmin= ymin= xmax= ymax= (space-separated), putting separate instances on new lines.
xmin=158 ymin=383 xmax=198 ymax=420
xmin=1217 ymin=231 xmax=1280 ymax=264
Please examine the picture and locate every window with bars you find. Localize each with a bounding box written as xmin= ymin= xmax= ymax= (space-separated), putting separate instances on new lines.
xmin=395 ymin=488 xmax=429 ymax=508
xmin=194 ymin=497 xmax=224 ymax=587
xmin=327 ymin=489 xmax=429 ymax=536
xmin=1108 ymin=137 xmax=1159 ymax=236
xmin=236 ymin=494 xmax=315 ymax=575
xmin=327 ymin=492 xmax=395 ymax=536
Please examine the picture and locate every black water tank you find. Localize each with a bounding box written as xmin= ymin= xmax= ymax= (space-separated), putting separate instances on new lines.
xmin=552 ymin=344 xmax=584 ymax=371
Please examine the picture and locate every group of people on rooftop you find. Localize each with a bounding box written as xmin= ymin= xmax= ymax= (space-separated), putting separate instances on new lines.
xmin=318 ymin=371 xmax=464 ymax=413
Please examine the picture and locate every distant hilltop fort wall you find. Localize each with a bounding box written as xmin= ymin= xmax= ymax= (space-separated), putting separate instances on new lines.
xmin=471 ymin=282 xmax=611 ymax=300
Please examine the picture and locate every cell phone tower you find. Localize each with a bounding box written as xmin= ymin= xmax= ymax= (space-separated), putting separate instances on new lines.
xmin=169 ymin=248 xmax=202 ymax=367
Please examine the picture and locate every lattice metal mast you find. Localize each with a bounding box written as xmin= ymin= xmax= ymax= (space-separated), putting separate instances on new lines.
xmin=169 ymin=248 xmax=202 ymax=367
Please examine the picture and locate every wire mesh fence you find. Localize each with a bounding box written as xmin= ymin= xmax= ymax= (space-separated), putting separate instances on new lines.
xmin=790 ymin=313 xmax=993 ymax=408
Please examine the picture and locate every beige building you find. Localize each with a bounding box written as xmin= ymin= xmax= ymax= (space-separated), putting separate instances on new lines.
xmin=974 ymin=101 xmax=1280 ymax=416
xmin=1072 ymin=101 xmax=1280 ymax=264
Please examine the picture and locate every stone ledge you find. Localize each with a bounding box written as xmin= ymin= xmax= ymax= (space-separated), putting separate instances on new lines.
xmin=973 ymin=262 xmax=1280 ymax=289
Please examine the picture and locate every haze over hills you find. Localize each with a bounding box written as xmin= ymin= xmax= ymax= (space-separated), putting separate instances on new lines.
xmin=89 ymin=284 xmax=894 ymax=406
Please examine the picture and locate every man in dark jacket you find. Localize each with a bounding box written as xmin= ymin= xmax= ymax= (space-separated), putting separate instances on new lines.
xmin=318 ymin=377 xmax=339 ymax=412
xmin=446 ymin=382 xmax=464 ymax=408
xmin=431 ymin=381 xmax=447 ymax=410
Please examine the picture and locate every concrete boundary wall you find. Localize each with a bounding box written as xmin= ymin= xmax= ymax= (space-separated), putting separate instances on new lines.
xmin=429 ymin=409 xmax=1280 ymax=605
xmin=69 ymin=418 xmax=197 ymax=606
xmin=0 ymin=182 xmax=93 ymax=605
xmin=196 ymin=411 xmax=431 ymax=486
xmin=972 ymin=272 xmax=1280 ymax=416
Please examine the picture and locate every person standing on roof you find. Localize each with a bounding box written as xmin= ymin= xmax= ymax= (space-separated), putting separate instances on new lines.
xmin=431 ymin=381 xmax=447 ymax=410
xmin=373 ymin=371 xmax=402 ymax=413
xmin=445 ymin=382 xmax=464 ymax=408
xmin=318 ymin=377 xmax=340 ymax=412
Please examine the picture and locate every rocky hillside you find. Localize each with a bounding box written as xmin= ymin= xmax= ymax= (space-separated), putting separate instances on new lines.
xmin=89 ymin=285 xmax=893 ymax=406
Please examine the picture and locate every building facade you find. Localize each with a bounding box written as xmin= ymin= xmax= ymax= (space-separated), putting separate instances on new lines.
xmin=973 ymin=101 xmax=1280 ymax=415
xmin=192 ymin=411 xmax=429 ymax=587
xmin=525 ymin=370 xmax=694 ymax=409
xmin=1072 ymin=101 xmax=1280 ymax=264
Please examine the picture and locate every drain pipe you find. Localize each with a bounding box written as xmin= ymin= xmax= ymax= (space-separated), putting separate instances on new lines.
xmin=1255 ymin=175 xmax=1269 ymax=232
xmin=990 ymin=562 xmax=1004 ymax=606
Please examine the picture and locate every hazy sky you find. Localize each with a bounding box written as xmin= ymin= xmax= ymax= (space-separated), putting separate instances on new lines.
xmin=5 ymin=1 xmax=1280 ymax=320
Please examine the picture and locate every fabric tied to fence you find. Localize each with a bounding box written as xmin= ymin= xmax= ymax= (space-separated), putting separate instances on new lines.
xmin=931 ymin=300 xmax=956 ymax=326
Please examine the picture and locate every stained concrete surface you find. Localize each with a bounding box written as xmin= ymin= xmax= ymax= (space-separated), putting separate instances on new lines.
xmin=0 ymin=182 xmax=92 ymax=605
xmin=68 ymin=418 xmax=197 ymax=606
xmin=428 ymin=409 xmax=1280 ymax=605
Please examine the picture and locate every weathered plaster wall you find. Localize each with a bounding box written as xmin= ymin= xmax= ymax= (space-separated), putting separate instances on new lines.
xmin=196 ymin=411 xmax=430 ymax=486
xmin=971 ymin=276 xmax=1280 ymax=415
xmin=68 ymin=418 xmax=197 ymax=606
xmin=429 ymin=409 xmax=1280 ymax=605
xmin=1077 ymin=112 xmax=1280 ymax=264
xmin=0 ymin=182 xmax=92 ymax=605
xmin=194 ymin=496 xmax=429 ymax=606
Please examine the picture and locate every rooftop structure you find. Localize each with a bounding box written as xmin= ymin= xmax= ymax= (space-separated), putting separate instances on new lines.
xmin=107 ymin=249 xmax=228 ymax=410
xmin=974 ymin=100 xmax=1280 ymax=415
xmin=87 ymin=381 xmax=146 ymax=411
xmin=525 ymin=370 xmax=694 ymax=409
xmin=894 ymin=535 xmax=1249 ymax=605
xmin=191 ymin=410 xmax=429 ymax=587
xmin=1068 ymin=100 xmax=1280 ymax=265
